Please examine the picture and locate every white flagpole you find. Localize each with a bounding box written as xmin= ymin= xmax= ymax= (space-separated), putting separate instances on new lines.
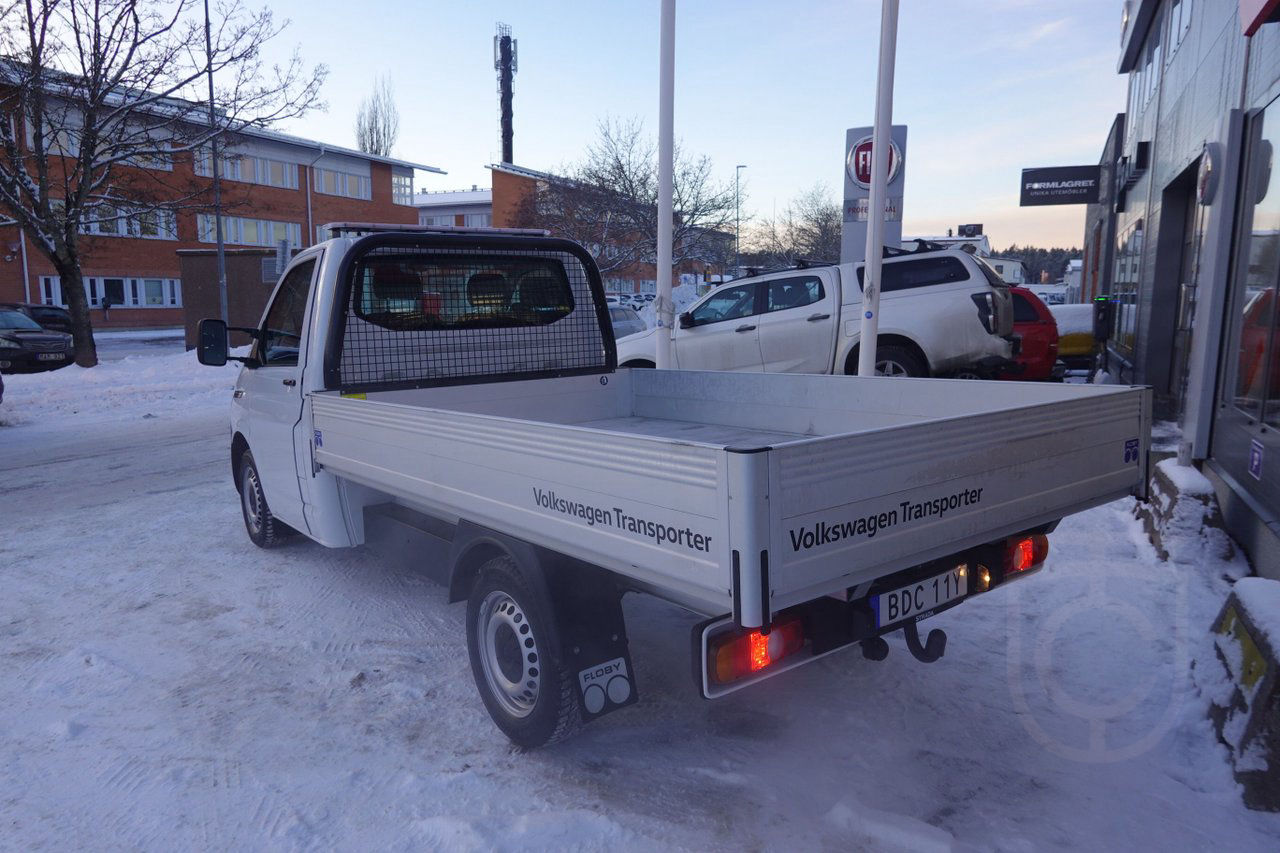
xmin=857 ymin=0 xmax=900 ymax=377
xmin=655 ymin=0 xmax=676 ymax=369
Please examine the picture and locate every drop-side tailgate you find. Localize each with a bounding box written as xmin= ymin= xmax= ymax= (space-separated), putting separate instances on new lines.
xmin=766 ymin=386 xmax=1151 ymax=610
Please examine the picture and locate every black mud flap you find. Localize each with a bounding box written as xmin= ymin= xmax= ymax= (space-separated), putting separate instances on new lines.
xmin=545 ymin=559 xmax=638 ymax=722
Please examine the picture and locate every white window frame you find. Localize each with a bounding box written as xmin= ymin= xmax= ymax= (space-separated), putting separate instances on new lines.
xmin=198 ymin=214 xmax=301 ymax=249
xmin=81 ymin=204 xmax=177 ymax=240
xmin=392 ymin=172 xmax=414 ymax=205
xmin=70 ymin=276 xmax=182 ymax=308
xmin=315 ymin=167 xmax=372 ymax=200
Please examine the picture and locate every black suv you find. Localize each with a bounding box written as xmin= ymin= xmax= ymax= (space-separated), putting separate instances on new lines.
xmin=0 ymin=302 xmax=74 ymax=334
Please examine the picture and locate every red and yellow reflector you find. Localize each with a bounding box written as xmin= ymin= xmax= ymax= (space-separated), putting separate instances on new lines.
xmin=1006 ymin=534 xmax=1049 ymax=574
xmin=711 ymin=618 xmax=805 ymax=685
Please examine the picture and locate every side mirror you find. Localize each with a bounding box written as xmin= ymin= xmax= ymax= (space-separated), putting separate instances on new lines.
xmin=197 ymin=318 xmax=228 ymax=366
xmin=679 ymin=311 xmax=694 ymax=329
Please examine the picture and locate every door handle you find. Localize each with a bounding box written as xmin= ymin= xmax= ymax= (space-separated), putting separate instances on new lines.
xmin=282 ymin=378 xmax=296 ymax=386
xmin=735 ymin=324 xmax=757 ymax=333
xmin=806 ymin=313 xmax=831 ymax=322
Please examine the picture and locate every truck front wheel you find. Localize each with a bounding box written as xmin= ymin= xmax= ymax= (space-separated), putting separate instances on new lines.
xmin=238 ymin=450 xmax=290 ymax=548
xmin=466 ymin=555 xmax=582 ymax=748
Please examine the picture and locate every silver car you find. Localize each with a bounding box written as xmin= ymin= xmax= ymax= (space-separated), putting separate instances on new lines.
xmin=609 ymin=305 xmax=646 ymax=339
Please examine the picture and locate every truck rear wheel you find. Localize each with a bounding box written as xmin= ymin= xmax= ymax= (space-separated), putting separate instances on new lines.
xmin=238 ymin=450 xmax=290 ymax=548
xmin=466 ymin=555 xmax=582 ymax=748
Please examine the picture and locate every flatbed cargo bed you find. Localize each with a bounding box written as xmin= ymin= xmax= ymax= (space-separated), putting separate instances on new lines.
xmin=311 ymin=368 xmax=1151 ymax=627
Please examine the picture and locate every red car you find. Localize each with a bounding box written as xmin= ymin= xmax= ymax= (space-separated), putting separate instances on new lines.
xmin=999 ymin=287 xmax=1059 ymax=381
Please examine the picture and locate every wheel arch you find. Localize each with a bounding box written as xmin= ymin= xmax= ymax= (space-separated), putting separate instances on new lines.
xmin=231 ymin=432 xmax=250 ymax=488
xmin=844 ymin=333 xmax=931 ymax=376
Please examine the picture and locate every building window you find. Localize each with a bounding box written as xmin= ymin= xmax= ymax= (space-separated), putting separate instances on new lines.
xmin=393 ymin=172 xmax=414 ymax=205
xmin=80 ymin=204 xmax=177 ymax=240
xmin=421 ymin=213 xmax=455 ymax=227
xmin=195 ymin=148 xmax=297 ymax=188
xmin=65 ymin=276 xmax=182 ymax=308
xmin=1167 ymin=0 xmax=1192 ymax=61
xmin=463 ymin=213 xmax=492 ymax=227
xmin=1112 ymin=220 xmax=1143 ymax=360
xmin=194 ymin=147 xmax=244 ymax=181
xmin=39 ymin=276 xmax=64 ymax=306
xmin=197 ymin=214 xmax=302 ymax=249
xmin=315 ymin=167 xmax=372 ymax=200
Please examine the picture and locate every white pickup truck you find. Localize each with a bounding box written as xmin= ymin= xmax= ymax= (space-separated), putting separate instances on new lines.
xmin=618 ymin=245 xmax=1017 ymax=377
xmin=197 ymin=225 xmax=1151 ymax=747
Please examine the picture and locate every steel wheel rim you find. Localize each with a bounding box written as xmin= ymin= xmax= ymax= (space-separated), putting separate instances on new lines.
xmin=476 ymin=590 xmax=540 ymax=718
xmin=875 ymin=359 xmax=910 ymax=377
xmin=242 ymin=468 xmax=263 ymax=535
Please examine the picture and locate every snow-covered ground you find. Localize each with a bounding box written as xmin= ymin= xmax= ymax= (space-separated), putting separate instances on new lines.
xmin=2 ymin=347 xmax=1279 ymax=850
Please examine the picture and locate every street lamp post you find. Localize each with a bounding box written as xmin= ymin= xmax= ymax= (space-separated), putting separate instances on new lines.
xmin=203 ymin=0 xmax=228 ymax=325
xmin=735 ymin=164 xmax=746 ymax=275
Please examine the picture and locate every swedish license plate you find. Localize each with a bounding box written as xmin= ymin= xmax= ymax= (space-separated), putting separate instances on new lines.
xmin=37 ymin=353 xmax=66 ymax=361
xmin=875 ymin=566 xmax=968 ymax=627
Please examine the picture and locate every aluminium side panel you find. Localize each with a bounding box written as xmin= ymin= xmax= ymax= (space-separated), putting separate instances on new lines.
xmin=766 ymin=388 xmax=1150 ymax=608
xmin=310 ymin=393 xmax=733 ymax=614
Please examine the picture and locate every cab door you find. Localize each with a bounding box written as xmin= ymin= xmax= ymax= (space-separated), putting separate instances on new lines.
xmin=236 ymin=257 xmax=318 ymax=531
xmin=672 ymin=281 xmax=764 ymax=371
xmin=756 ymin=274 xmax=837 ymax=373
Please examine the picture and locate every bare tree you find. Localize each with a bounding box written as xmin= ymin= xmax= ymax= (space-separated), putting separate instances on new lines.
xmin=512 ymin=118 xmax=736 ymax=276
xmin=0 ymin=0 xmax=326 ymax=366
xmin=354 ymin=74 xmax=398 ymax=157
xmin=749 ymin=184 xmax=842 ymax=267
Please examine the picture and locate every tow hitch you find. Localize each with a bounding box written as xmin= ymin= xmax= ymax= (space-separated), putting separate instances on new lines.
xmin=902 ymin=620 xmax=947 ymax=663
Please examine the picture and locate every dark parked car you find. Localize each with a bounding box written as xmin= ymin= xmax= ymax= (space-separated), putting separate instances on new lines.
xmin=0 ymin=308 xmax=74 ymax=373
xmin=0 ymin=302 xmax=74 ymax=335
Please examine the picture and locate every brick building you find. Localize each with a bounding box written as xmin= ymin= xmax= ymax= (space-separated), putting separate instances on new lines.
xmin=491 ymin=162 xmax=732 ymax=292
xmin=1 ymin=124 xmax=442 ymax=329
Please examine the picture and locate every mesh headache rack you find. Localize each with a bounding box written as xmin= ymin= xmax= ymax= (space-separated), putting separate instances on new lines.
xmin=323 ymin=231 xmax=616 ymax=394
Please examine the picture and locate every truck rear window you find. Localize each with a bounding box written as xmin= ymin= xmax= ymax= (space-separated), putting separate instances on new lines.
xmin=352 ymin=254 xmax=575 ymax=331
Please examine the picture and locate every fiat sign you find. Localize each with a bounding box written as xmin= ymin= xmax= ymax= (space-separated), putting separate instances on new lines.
xmin=847 ymin=136 xmax=903 ymax=189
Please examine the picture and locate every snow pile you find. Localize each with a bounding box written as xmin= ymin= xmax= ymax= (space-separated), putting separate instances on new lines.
xmin=0 ymin=347 xmax=240 ymax=427
xmin=638 ymin=282 xmax=701 ymax=328
xmin=1048 ymin=303 xmax=1094 ymax=336
xmin=1234 ymin=577 xmax=1280 ymax=650
xmin=1156 ymin=457 xmax=1214 ymax=497
xmin=1138 ymin=459 xmax=1238 ymax=565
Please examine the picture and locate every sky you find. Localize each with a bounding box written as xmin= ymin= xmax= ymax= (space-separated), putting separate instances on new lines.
xmin=261 ymin=0 xmax=1128 ymax=249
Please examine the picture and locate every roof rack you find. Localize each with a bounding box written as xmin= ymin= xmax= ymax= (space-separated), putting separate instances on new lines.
xmin=882 ymin=239 xmax=950 ymax=258
xmin=319 ymin=222 xmax=551 ymax=238
xmin=738 ymin=258 xmax=837 ymax=279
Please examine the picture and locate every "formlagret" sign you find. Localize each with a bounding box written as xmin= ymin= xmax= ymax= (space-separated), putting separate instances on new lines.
xmin=1019 ymin=165 xmax=1102 ymax=206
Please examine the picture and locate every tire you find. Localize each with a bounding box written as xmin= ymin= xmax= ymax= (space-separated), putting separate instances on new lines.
xmin=238 ymin=450 xmax=290 ymax=548
xmin=466 ymin=555 xmax=582 ymax=748
xmin=847 ymin=344 xmax=928 ymax=378
xmin=623 ymin=360 xmax=655 ymax=369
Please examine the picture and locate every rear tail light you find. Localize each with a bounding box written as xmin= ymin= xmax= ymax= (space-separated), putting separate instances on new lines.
xmin=1005 ymin=534 xmax=1049 ymax=573
xmin=709 ymin=618 xmax=805 ymax=685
